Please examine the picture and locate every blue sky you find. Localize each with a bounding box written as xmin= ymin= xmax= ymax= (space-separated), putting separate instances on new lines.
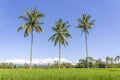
xmin=0 ymin=0 xmax=120 ymax=63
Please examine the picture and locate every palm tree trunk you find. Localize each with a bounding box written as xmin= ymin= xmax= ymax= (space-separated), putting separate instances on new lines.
xmin=30 ymin=32 xmax=33 ymax=70
xmin=59 ymin=41 xmax=61 ymax=70
xmin=85 ymin=32 xmax=89 ymax=68
xmin=115 ymin=59 xmax=116 ymax=65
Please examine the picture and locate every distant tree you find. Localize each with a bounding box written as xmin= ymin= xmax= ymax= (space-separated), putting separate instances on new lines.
xmin=17 ymin=8 xmax=45 ymax=69
xmin=110 ymin=58 xmax=114 ymax=64
xmin=105 ymin=57 xmax=115 ymax=68
xmin=61 ymin=62 xmax=73 ymax=68
xmin=52 ymin=60 xmax=59 ymax=68
xmin=115 ymin=55 xmax=120 ymax=64
xmin=1 ymin=63 xmax=7 ymax=68
xmin=76 ymin=57 xmax=107 ymax=68
xmin=114 ymin=55 xmax=120 ymax=67
xmin=8 ymin=63 xmax=14 ymax=69
xmin=75 ymin=59 xmax=86 ymax=68
xmin=76 ymin=14 xmax=95 ymax=68
xmin=106 ymin=56 xmax=112 ymax=68
xmin=95 ymin=59 xmax=106 ymax=68
xmin=23 ymin=63 xmax=29 ymax=68
xmin=0 ymin=63 xmax=14 ymax=69
xmin=88 ymin=57 xmax=95 ymax=68
xmin=49 ymin=19 xmax=72 ymax=69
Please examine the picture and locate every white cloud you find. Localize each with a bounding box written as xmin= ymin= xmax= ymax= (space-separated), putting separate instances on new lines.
xmin=0 ymin=59 xmax=28 ymax=64
xmin=0 ymin=57 xmax=76 ymax=65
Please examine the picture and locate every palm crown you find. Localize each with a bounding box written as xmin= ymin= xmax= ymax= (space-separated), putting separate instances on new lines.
xmin=17 ymin=8 xmax=44 ymax=37
xmin=49 ymin=19 xmax=72 ymax=46
xmin=76 ymin=14 xmax=95 ymax=34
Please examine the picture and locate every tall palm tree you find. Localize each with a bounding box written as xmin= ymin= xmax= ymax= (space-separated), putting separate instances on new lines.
xmin=76 ymin=14 xmax=95 ymax=68
xmin=49 ymin=19 xmax=72 ymax=69
xmin=17 ymin=8 xmax=45 ymax=69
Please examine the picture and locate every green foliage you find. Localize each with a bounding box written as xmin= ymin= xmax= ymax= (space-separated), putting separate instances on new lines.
xmin=51 ymin=61 xmax=73 ymax=68
xmin=17 ymin=7 xmax=45 ymax=37
xmin=1 ymin=68 xmax=120 ymax=80
xmin=0 ymin=63 xmax=15 ymax=69
xmin=75 ymin=57 xmax=106 ymax=68
xmin=76 ymin=14 xmax=95 ymax=34
xmin=49 ymin=18 xmax=71 ymax=46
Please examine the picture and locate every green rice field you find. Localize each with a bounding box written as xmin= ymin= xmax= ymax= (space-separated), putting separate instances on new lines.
xmin=0 ymin=68 xmax=120 ymax=80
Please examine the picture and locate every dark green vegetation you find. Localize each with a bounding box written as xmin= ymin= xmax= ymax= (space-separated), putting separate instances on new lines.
xmin=0 ymin=56 xmax=120 ymax=69
xmin=75 ymin=56 xmax=120 ymax=68
xmin=49 ymin=19 xmax=72 ymax=69
xmin=0 ymin=68 xmax=120 ymax=80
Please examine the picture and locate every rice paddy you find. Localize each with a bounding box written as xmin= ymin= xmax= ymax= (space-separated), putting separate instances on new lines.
xmin=0 ymin=68 xmax=120 ymax=80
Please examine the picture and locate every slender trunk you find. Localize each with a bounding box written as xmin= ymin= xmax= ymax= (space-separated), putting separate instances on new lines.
xmin=85 ymin=32 xmax=89 ymax=68
xmin=118 ymin=58 xmax=120 ymax=66
xmin=118 ymin=58 xmax=120 ymax=63
xmin=59 ymin=41 xmax=61 ymax=70
xmin=30 ymin=32 xmax=33 ymax=70
xmin=115 ymin=59 xmax=116 ymax=65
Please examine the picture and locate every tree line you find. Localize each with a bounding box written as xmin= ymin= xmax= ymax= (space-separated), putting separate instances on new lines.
xmin=52 ymin=55 xmax=120 ymax=68
xmin=75 ymin=56 xmax=120 ymax=68
xmin=0 ymin=55 xmax=120 ymax=69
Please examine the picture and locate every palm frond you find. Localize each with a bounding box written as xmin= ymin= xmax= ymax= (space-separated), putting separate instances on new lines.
xmin=89 ymin=20 xmax=96 ymax=25
xmin=52 ymin=27 xmax=57 ymax=32
xmin=24 ymin=9 xmax=30 ymax=15
xmin=48 ymin=33 xmax=57 ymax=41
xmin=54 ymin=36 xmax=59 ymax=46
xmin=76 ymin=14 xmax=95 ymax=34
xmin=19 ymin=16 xmax=29 ymax=21
xmin=64 ymin=33 xmax=72 ymax=38
xmin=17 ymin=24 xmax=27 ymax=32
xmin=49 ymin=18 xmax=71 ymax=47
xmin=24 ymin=28 xmax=29 ymax=37
xmin=77 ymin=18 xmax=83 ymax=24
xmin=37 ymin=13 xmax=45 ymax=18
xmin=76 ymin=25 xmax=80 ymax=28
xmin=86 ymin=15 xmax=91 ymax=21
xmin=24 ymin=26 xmax=33 ymax=37
xmin=60 ymin=35 xmax=64 ymax=44
xmin=38 ymin=22 xmax=44 ymax=25
xmin=65 ymin=40 xmax=68 ymax=46
xmin=35 ymin=26 xmax=44 ymax=32
xmin=18 ymin=7 xmax=45 ymax=37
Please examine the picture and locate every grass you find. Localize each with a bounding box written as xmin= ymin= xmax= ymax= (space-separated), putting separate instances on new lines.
xmin=0 ymin=68 xmax=120 ymax=80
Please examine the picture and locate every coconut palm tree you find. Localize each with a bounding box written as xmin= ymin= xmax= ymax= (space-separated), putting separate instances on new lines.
xmin=17 ymin=8 xmax=45 ymax=69
xmin=48 ymin=19 xmax=72 ymax=69
xmin=76 ymin=14 xmax=95 ymax=68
